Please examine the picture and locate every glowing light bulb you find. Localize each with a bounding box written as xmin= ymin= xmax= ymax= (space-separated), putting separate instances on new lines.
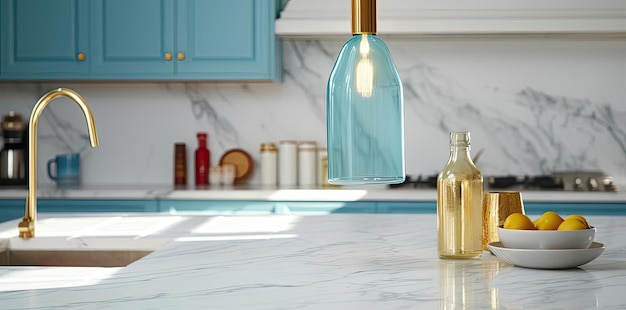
xmin=355 ymin=35 xmax=374 ymax=98
xmin=359 ymin=35 xmax=370 ymax=54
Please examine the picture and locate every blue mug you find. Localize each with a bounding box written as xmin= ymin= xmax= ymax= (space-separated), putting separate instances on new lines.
xmin=47 ymin=153 xmax=80 ymax=187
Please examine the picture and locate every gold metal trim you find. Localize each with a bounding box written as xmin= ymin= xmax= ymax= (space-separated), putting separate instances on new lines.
xmin=352 ymin=0 xmax=376 ymax=35
xmin=18 ymin=88 xmax=99 ymax=239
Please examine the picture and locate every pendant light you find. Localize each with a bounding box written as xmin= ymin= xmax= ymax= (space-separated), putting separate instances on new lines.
xmin=326 ymin=0 xmax=405 ymax=185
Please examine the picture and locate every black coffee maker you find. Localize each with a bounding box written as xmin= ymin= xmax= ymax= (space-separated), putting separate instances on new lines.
xmin=0 ymin=111 xmax=28 ymax=187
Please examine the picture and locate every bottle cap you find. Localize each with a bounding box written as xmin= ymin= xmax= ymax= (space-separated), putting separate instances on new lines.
xmin=450 ymin=131 xmax=471 ymax=146
xmin=298 ymin=141 xmax=317 ymax=150
xmin=260 ymin=142 xmax=277 ymax=152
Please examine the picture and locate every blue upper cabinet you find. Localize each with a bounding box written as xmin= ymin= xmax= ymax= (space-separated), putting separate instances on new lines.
xmin=0 ymin=0 xmax=89 ymax=77
xmin=90 ymin=0 xmax=175 ymax=76
xmin=176 ymin=0 xmax=277 ymax=80
xmin=0 ymin=0 xmax=281 ymax=81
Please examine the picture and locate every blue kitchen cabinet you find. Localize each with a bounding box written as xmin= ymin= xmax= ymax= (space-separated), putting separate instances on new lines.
xmin=1 ymin=0 xmax=280 ymax=81
xmin=0 ymin=199 xmax=25 ymax=223
xmin=158 ymin=200 xmax=376 ymax=215
xmin=175 ymin=0 xmax=279 ymax=80
xmin=0 ymin=198 xmax=156 ymax=223
xmin=377 ymin=201 xmax=437 ymax=214
xmin=37 ymin=199 xmax=158 ymax=213
xmin=90 ymin=0 xmax=175 ymax=76
xmin=376 ymin=201 xmax=626 ymax=215
xmin=272 ymin=202 xmax=377 ymax=214
xmin=159 ymin=199 xmax=275 ymax=215
xmin=524 ymin=202 xmax=626 ymax=216
xmin=0 ymin=0 xmax=89 ymax=77
xmin=90 ymin=0 xmax=280 ymax=79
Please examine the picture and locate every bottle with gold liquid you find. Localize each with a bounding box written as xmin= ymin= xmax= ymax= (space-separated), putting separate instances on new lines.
xmin=437 ymin=131 xmax=483 ymax=259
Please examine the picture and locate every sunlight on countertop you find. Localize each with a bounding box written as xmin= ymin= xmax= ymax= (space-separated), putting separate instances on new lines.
xmin=0 ymin=267 xmax=123 ymax=292
xmin=0 ymin=213 xmax=304 ymax=292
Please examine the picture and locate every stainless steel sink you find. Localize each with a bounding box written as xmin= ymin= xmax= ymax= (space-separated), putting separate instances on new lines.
xmin=0 ymin=249 xmax=153 ymax=267
xmin=0 ymin=235 xmax=170 ymax=268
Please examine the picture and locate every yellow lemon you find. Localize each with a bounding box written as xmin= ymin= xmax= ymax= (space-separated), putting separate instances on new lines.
xmin=557 ymin=218 xmax=588 ymax=230
xmin=564 ymin=214 xmax=590 ymax=228
xmin=503 ymin=213 xmax=536 ymax=230
xmin=534 ymin=211 xmax=564 ymax=230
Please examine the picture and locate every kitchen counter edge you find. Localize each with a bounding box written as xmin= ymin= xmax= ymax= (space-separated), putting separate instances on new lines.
xmin=0 ymin=186 xmax=624 ymax=202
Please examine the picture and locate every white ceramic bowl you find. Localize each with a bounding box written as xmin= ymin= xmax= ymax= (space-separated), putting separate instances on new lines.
xmin=497 ymin=227 xmax=596 ymax=249
xmin=488 ymin=241 xmax=605 ymax=269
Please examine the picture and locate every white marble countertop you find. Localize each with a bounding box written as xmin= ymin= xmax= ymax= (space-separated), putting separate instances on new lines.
xmin=0 ymin=185 xmax=625 ymax=202
xmin=0 ymin=213 xmax=624 ymax=309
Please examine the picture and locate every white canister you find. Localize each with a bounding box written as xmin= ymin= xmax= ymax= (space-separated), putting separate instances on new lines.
xmin=278 ymin=140 xmax=297 ymax=187
xmin=221 ymin=164 xmax=236 ymax=186
xmin=260 ymin=142 xmax=278 ymax=186
xmin=209 ymin=166 xmax=222 ymax=186
xmin=298 ymin=141 xmax=317 ymax=187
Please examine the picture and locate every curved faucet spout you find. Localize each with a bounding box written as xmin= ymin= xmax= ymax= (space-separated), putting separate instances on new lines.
xmin=18 ymin=88 xmax=99 ymax=239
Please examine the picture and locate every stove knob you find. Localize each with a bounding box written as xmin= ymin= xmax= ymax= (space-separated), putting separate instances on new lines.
xmin=587 ymin=177 xmax=599 ymax=191
xmin=574 ymin=177 xmax=584 ymax=191
xmin=603 ymin=177 xmax=618 ymax=192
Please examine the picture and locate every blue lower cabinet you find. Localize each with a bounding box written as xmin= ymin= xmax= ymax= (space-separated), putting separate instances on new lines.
xmin=524 ymin=202 xmax=626 ymax=216
xmin=4 ymin=198 xmax=626 ymax=220
xmin=159 ymin=200 xmax=274 ymax=215
xmin=272 ymin=202 xmax=377 ymax=215
xmin=377 ymin=201 xmax=437 ymax=214
xmin=0 ymin=199 xmax=25 ymax=223
xmin=1 ymin=198 xmax=157 ymax=223
xmin=38 ymin=199 xmax=158 ymax=213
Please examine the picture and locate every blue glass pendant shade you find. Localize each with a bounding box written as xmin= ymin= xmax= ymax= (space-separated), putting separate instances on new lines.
xmin=326 ymin=34 xmax=405 ymax=185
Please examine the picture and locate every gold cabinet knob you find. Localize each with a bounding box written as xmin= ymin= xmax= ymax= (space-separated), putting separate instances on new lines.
xmin=77 ymin=53 xmax=86 ymax=61
xmin=165 ymin=53 xmax=172 ymax=61
xmin=177 ymin=52 xmax=185 ymax=61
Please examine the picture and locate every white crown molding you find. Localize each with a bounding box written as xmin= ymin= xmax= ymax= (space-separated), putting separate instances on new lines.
xmin=276 ymin=0 xmax=626 ymax=37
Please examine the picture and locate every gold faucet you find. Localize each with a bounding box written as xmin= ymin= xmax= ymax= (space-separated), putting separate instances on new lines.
xmin=18 ymin=88 xmax=99 ymax=239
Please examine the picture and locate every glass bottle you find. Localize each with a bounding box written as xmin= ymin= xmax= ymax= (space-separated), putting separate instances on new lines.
xmin=437 ymin=131 xmax=483 ymax=259
xmin=326 ymin=0 xmax=405 ymax=185
xmin=194 ymin=133 xmax=210 ymax=186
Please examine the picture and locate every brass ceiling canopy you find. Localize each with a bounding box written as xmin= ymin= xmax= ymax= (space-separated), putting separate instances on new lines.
xmin=352 ymin=0 xmax=376 ymax=35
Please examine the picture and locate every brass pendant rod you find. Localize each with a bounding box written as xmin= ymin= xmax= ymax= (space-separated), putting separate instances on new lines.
xmin=352 ymin=0 xmax=377 ymax=35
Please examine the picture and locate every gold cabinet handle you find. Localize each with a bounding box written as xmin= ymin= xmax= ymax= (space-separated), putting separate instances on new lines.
xmin=77 ymin=53 xmax=86 ymax=61
xmin=165 ymin=53 xmax=172 ymax=61
xmin=177 ymin=52 xmax=185 ymax=61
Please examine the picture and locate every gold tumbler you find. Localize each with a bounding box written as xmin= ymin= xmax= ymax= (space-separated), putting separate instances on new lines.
xmin=482 ymin=192 xmax=525 ymax=251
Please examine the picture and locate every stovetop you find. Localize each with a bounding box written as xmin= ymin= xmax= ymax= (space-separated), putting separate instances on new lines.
xmin=390 ymin=171 xmax=618 ymax=192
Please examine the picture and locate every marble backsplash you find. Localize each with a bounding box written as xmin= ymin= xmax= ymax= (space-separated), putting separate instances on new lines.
xmin=1 ymin=38 xmax=626 ymax=186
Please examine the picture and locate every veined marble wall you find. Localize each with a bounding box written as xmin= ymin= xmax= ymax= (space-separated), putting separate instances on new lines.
xmin=1 ymin=38 xmax=626 ymax=186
